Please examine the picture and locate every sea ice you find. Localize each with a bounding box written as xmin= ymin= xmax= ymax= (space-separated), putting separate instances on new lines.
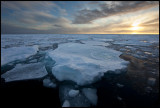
xmin=62 ymin=100 xmax=70 ymax=107
xmin=82 ymin=40 xmax=110 ymax=47
xmin=116 ymin=83 xmax=124 ymax=88
xmin=145 ymin=86 xmax=153 ymax=93
xmin=144 ymin=52 xmax=152 ymax=55
xmin=82 ymin=88 xmax=98 ymax=105
xmin=1 ymin=62 xmax=48 ymax=82
xmin=48 ymin=43 xmax=128 ymax=85
xmin=117 ymin=96 xmax=122 ymax=101
xmin=98 ymin=39 xmax=113 ymax=42
xmin=68 ymin=89 xmax=79 ymax=97
xmin=59 ymin=85 xmax=91 ymax=107
xmin=112 ymin=35 xmax=158 ymax=46
xmin=147 ymin=77 xmax=156 ymax=86
xmin=1 ymin=46 xmax=38 ymax=66
xmin=93 ymin=38 xmax=114 ymax=42
xmin=43 ymin=78 xmax=56 ymax=88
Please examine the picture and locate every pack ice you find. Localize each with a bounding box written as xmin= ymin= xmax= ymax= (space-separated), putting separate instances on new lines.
xmin=1 ymin=62 xmax=48 ymax=82
xmin=48 ymin=43 xmax=128 ymax=85
xmin=1 ymin=46 xmax=38 ymax=66
xmin=82 ymin=40 xmax=110 ymax=47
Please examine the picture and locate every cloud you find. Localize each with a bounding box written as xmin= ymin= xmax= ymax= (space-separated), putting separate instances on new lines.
xmin=1 ymin=1 xmax=67 ymax=17
xmin=140 ymin=17 xmax=159 ymax=26
xmin=1 ymin=22 xmax=41 ymax=34
xmin=15 ymin=11 xmax=55 ymax=24
xmin=1 ymin=1 xmax=69 ymax=31
xmin=1 ymin=1 xmax=159 ymax=34
xmin=1 ymin=1 xmax=58 ymax=11
xmin=31 ymin=17 xmax=72 ymax=30
xmin=1 ymin=22 xmax=71 ymax=34
xmin=73 ymin=1 xmax=159 ymax=24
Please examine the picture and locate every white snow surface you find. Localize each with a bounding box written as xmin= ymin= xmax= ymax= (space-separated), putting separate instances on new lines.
xmin=82 ymin=40 xmax=110 ymax=47
xmin=1 ymin=62 xmax=48 ymax=82
xmin=68 ymin=89 xmax=79 ymax=97
xmin=1 ymin=46 xmax=38 ymax=66
xmin=48 ymin=43 xmax=128 ymax=85
xmin=94 ymin=38 xmax=114 ymax=42
xmin=82 ymin=88 xmax=98 ymax=105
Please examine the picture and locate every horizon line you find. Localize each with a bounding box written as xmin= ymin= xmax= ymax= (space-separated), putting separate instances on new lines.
xmin=1 ymin=33 xmax=159 ymax=35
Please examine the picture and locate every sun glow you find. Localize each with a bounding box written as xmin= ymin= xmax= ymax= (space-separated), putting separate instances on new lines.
xmin=131 ymin=21 xmax=142 ymax=31
xmin=131 ymin=26 xmax=140 ymax=30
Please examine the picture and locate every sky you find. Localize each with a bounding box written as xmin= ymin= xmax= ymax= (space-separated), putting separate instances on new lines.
xmin=1 ymin=1 xmax=159 ymax=34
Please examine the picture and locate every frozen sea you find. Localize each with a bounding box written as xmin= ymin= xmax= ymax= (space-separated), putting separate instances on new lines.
xmin=1 ymin=34 xmax=159 ymax=107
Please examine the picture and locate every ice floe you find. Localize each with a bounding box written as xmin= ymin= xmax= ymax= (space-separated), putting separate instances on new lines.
xmin=49 ymin=43 xmax=128 ymax=85
xmin=1 ymin=62 xmax=48 ymax=82
xmin=82 ymin=88 xmax=98 ymax=105
xmin=144 ymin=52 xmax=152 ymax=55
xmin=68 ymin=89 xmax=79 ymax=97
xmin=1 ymin=46 xmax=38 ymax=66
xmin=116 ymin=83 xmax=124 ymax=88
xmin=117 ymin=96 xmax=122 ymax=101
xmin=147 ymin=77 xmax=156 ymax=86
xmin=43 ymin=77 xmax=56 ymax=88
xmin=82 ymin=40 xmax=110 ymax=47
xmin=59 ymin=85 xmax=90 ymax=107
xmin=62 ymin=100 xmax=70 ymax=107
xmin=97 ymin=38 xmax=114 ymax=42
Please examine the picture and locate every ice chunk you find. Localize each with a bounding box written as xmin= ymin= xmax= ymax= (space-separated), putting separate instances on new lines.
xmin=147 ymin=77 xmax=156 ymax=86
xmin=97 ymin=39 xmax=113 ymax=42
xmin=144 ymin=52 xmax=152 ymax=55
xmin=117 ymin=96 xmax=122 ymax=101
xmin=68 ymin=89 xmax=79 ymax=97
xmin=1 ymin=46 xmax=38 ymax=66
xmin=116 ymin=83 xmax=124 ymax=88
xmin=82 ymin=88 xmax=97 ymax=105
xmin=43 ymin=78 xmax=56 ymax=88
xmin=1 ymin=62 xmax=48 ymax=82
xmin=62 ymin=100 xmax=70 ymax=107
xmin=145 ymin=86 xmax=153 ymax=93
xmin=49 ymin=43 xmax=128 ymax=85
xmin=59 ymin=85 xmax=91 ymax=107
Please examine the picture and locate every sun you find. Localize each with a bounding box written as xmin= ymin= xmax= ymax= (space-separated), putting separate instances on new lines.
xmin=130 ymin=22 xmax=142 ymax=31
xmin=131 ymin=26 xmax=140 ymax=30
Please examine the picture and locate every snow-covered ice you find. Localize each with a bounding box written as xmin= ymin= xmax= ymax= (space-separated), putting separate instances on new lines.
xmin=113 ymin=35 xmax=159 ymax=46
xmin=144 ymin=52 xmax=152 ymax=55
xmin=1 ymin=62 xmax=48 ymax=82
xmin=49 ymin=43 xmax=128 ymax=85
xmin=147 ymin=77 xmax=156 ymax=86
xmin=145 ymin=86 xmax=153 ymax=93
xmin=59 ymin=85 xmax=91 ymax=107
xmin=62 ymin=100 xmax=70 ymax=107
xmin=82 ymin=40 xmax=110 ymax=47
xmin=43 ymin=78 xmax=56 ymax=88
xmin=1 ymin=34 xmax=159 ymax=107
xmin=82 ymin=88 xmax=98 ymax=105
xmin=117 ymin=96 xmax=122 ymax=101
xmin=68 ymin=89 xmax=79 ymax=97
xmin=116 ymin=83 xmax=124 ymax=88
xmin=96 ymin=38 xmax=113 ymax=42
xmin=1 ymin=46 xmax=38 ymax=66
